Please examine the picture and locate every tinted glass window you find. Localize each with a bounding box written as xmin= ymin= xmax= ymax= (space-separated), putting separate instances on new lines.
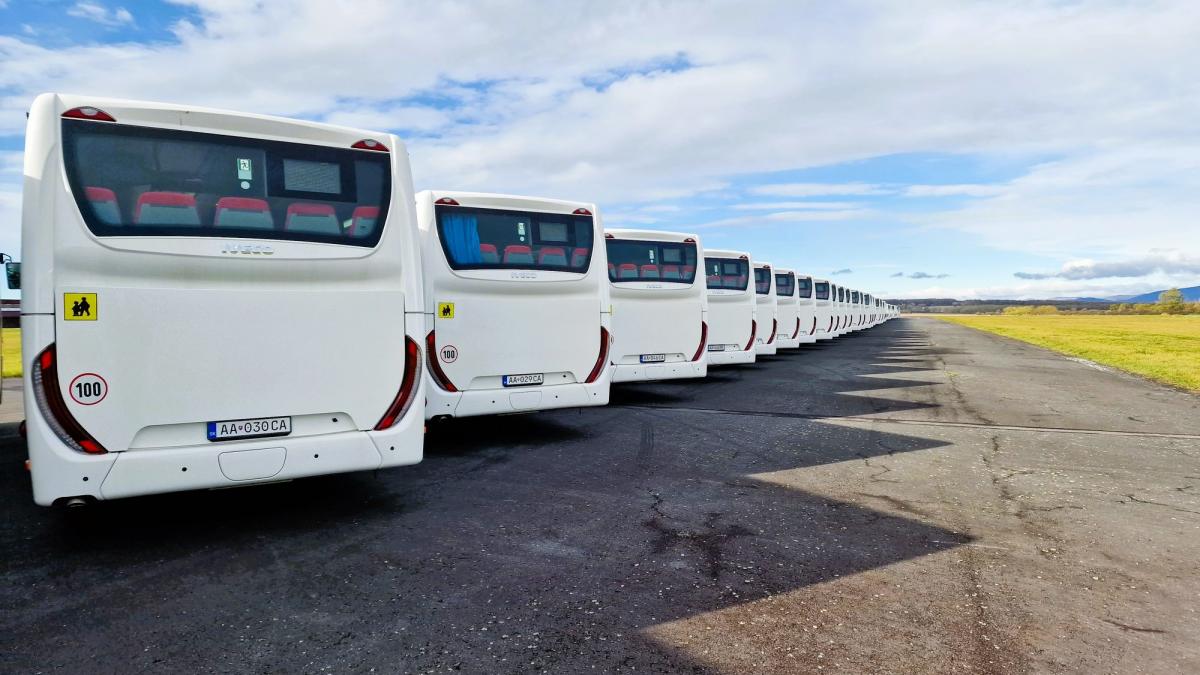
xmin=606 ymin=239 xmax=697 ymax=283
xmin=774 ymin=272 xmax=795 ymax=296
xmin=797 ymin=276 xmax=812 ymax=298
xmin=754 ymin=267 xmax=773 ymax=295
xmin=62 ymin=119 xmax=389 ymax=247
xmin=815 ymin=282 xmax=829 ymax=300
xmin=704 ymin=257 xmax=749 ymax=290
xmin=852 ymin=291 xmax=860 ymax=304
xmin=436 ymin=205 xmax=593 ymax=272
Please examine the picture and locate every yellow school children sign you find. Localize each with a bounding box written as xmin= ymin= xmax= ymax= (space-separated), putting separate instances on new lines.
xmin=64 ymin=293 xmax=98 ymax=321
xmin=437 ymin=302 xmax=455 ymax=319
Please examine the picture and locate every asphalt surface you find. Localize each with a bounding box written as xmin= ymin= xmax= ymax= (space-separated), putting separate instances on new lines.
xmin=2 ymin=317 xmax=1199 ymax=674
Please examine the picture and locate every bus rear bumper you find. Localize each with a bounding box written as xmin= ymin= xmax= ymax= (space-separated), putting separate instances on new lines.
xmin=755 ymin=340 xmax=778 ymax=356
xmin=427 ymin=381 xmax=610 ymax=419
xmin=774 ymin=336 xmax=801 ymax=349
xmin=706 ymin=348 xmax=756 ymax=366
xmin=611 ymin=361 xmax=706 ymax=383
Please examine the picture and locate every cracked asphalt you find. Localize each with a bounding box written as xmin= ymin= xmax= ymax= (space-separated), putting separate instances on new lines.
xmin=2 ymin=317 xmax=1198 ymax=673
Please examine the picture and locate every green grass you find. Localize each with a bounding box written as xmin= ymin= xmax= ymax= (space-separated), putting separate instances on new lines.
xmin=2 ymin=327 xmax=21 ymax=379
xmin=934 ymin=315 xmax=1200 ymax=392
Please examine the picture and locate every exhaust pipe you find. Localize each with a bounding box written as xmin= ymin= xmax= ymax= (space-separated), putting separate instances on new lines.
xmin=64 ymin=497 xmax=89 ymax=508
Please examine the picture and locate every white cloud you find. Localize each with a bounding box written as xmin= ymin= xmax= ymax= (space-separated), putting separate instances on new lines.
xmin=1015 ymin=252 xmax=1200 ymax=280
xmin=904 ymin=184 xmax=1005 ymax=197
xmin=67 ymin=1 xmax=134 ymax=27
xmin=731 ymin=201 xmax=858 ymax=210
xmin=694 ymin=208 xmax=873 ymax=229
xmin=747 ymin=183 xmax=891 ymax=198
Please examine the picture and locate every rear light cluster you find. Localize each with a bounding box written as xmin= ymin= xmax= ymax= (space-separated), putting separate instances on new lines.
xmin=425 ymin=330 xmax=458 ymax=392
xmin=691 ymin=321 xmax=709 ymax=362
xmin=375 ymin=336 xmax=423 ymax=430
xmin=585 ymin=327 xmax=611 ymax=384
xmin=572 ymin=208 xmax=592 ymax=216
xmin=767 ymin=319 xmax=777 ymax=345
xmin=352 ymin=139 xmax=389 ymax=152
xmin=744 ymin=320 xmax=757 ymax=352
xmin=434 ymin=197 xmax=460 ymax=206
xmin=31 ymin=345 xmax=106 ymax=454
xmin=791 ymin=317 xmax=801 ymax=340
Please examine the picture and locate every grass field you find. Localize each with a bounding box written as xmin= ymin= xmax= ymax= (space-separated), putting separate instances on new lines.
xmin=2 ymin=328 xmax=20 ymax=379
xmin=935 ymin=315 xmax=1200 ymax=392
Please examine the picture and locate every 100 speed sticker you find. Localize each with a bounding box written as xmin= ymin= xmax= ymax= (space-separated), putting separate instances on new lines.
xmin=69 ymin=373 xmax=108 ymax=405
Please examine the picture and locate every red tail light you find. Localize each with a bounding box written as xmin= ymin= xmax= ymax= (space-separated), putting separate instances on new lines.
xmin=790 ymin=317 xmax=800 ymax=340
xmin=425 ymin=330 xmax=458 ymax=392
xmin=691 ymin=321 xmax=708 ymax=362
xmin=62 ymin=107 xmax=115 ymax=122
xmin=434 ymin=197 xmax=460 ymax=206
xmin=744 ymin=320 xmax=757 ymax=351
xmin=573 ymin=208 xmax=593 ymax=216
xmin=375 ymin=336 xmax=422 ymax=430
xmin=811 ymin=317 xmax=817 ymax=335
xmin=584 ymin=327 xmax=611 ymax=384
xmin=352 ymin=139 xmax=389 ymax=152
xmin=767 ymin=319 xmax=777 ymax=344
xmin=683 ymin=237 xmax=696 ymax=243
xmin=30 ymin=344 xmax=106 ymax=454
xmin=604 ymin=233 xmax=614 ymax=239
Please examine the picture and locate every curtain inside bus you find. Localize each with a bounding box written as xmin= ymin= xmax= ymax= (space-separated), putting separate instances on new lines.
xmin=441 ymin=212 xmax=482 ymax=264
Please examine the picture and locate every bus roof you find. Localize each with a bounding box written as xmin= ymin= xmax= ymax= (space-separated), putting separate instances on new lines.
xmin=419 ymin=190 xmax=596 ymax=216
xmin=605 ymin=228 xmax=698 ymax=243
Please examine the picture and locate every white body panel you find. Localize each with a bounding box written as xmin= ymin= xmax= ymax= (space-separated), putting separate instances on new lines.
xmin=795 ymin=274 xmax=817 ymax=344
xmin=606 ymin=229 xmax=707 ymax=383
xmin=753 ymin=261 xmax=778 ymax=356
xmin=21 ymin=94 xmax=425 ymax=505
xmin=703 ymin=249 xmax=756 ymax=366
xmin=417 ymin=191 xmax=611 ymax=419
xmin=812 ymin=278 xmax=834 ymax=340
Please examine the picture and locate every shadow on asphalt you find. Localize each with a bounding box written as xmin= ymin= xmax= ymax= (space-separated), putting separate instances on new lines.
xmin=0 ymin=319 xmax=970 ymax=672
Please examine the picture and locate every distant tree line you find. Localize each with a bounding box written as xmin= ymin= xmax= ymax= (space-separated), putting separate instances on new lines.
xmin=899 ymin=289 xmax=1199 ymax=315
xmin=999 ymin=289 xmax=1198 ymax=316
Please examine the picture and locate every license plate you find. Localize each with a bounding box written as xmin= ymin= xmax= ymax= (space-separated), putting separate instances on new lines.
xmin=639 ymin=354 xmax=666 ymax=363
xmin=707 ymin=344 xmax=726 ymax=352
xmin=502 ymin=373 xmax=544 ymax=387
xmin=207 ymin=416 xmax=292 ymax=442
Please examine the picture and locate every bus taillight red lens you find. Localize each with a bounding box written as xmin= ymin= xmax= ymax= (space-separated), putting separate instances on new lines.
xmin=573 ymin=208 xmax=592 ymax=216
xmin=30 ymin=344 xmax=106 ymax=454
xmin=62 ymin=107 xmax=115 ymax=122
xmin=691 ymin=321 xmax=708 ymax=362
xmin=767 ymin=319 xmax=777 ymax=344
xmin=791 ymin=317 xmax=800 ymax=340
xmin=745 ymin=320 xmax=757 ymax=352
xmin=584 ymin=327 xmax=611 ymax=384
xmin=434 ymin=197 xmax=460 ymax=206
xmin=425 ymin=331 xmax=458 ymax=392
xmin=375 ymin=336 xmax=422 ymax=430
xmin=352 ymin=139 xmax=389 ymax=152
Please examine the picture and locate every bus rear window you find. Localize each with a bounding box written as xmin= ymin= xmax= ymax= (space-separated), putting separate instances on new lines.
xmin=606 ymin=239 xmax=697 ymax=283
xmin=704 ymin=257 xmax=749 ymax=291
xmin=754 ymin=268 xmax=773 ymax=295
xmin=774 ymin=272 xmax=795 ymax=297
xmin=797 ymin=277 xmax=813 ymax=298
xmin=61 ymin=119 xmax=390 ymax=247
xmin=436 ymin=205 xmax=593 ymax=272
xmin=815 ymin=282 xmax=829 ymax=300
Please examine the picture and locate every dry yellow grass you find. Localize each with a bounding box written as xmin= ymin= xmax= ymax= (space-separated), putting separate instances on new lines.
xmin=934 ymin=315 xmax=1200 ymax=392
xmin=2 ymin=328 xmax=20 ymax=379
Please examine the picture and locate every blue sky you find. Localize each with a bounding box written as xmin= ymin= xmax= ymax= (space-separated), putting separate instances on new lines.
xmin=2 ymin=0 xmax=1198 ymax=299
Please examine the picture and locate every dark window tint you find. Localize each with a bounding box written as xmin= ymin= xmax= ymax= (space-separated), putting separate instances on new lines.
xmin=62 ymin=119 xmax=389 ymax=247
xmin=754 ymin=267 xmax=773 ymax=295
xmin=852 ymin=291 xmax=860 ymax=304
xmin=606 ymin=239 xmax=697 ymax=283
xmin=838 ymin=287 xmax=845 ymax=302
xmin=815 ymin=282 xmax=829 ymax=300
xmin=797 ymin=276 xmax=812 ymax=298
xmin=436 ymin=205 xmax=593 ymax=272
xmin=774 ymin=272 xmax=795 ymax=297
xmin=704 ymin=257 xmax=749 ymax=290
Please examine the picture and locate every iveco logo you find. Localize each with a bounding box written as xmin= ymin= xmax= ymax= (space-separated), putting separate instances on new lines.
xmin=510 ymin=271 xmax=538 ymax=279
xmin=220 ymin=243 xmax=274 ymax=255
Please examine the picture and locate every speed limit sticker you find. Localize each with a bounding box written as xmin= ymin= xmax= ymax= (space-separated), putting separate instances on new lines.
xmin=439 ymin=344 xmax=459 ymax=364
xmin=69 ymin=373 xmax=108 ymax=405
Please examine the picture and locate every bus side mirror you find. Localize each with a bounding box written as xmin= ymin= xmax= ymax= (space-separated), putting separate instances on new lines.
xmin=5 ymin=262 xmax=19 ymax=290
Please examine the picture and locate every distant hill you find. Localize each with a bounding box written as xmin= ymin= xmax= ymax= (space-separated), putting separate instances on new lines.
xmin=1120 ymin=285 xmax=1200 ymax=304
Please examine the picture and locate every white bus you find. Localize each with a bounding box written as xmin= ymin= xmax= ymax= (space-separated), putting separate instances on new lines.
xmin=605 ymin=229 xmax=707 ymax=383
xmin=812 ymin=278 xmax=834 ymax=340
xmin=772 ymin=267 xmax=801 ymax=349
xmin=795 ymin=273 xmax=817 ymax=344
xmin=20 ymin=94 xmax=425 ymax=506
xmin=416 ymin=191 xmax=611 ymax=418
xmin=702 ymin=249 xmax=756 ymax=365
xmin=753 ymin=261 xmax=778 ymax=356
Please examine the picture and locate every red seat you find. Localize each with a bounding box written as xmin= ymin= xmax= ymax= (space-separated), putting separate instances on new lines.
xmin=640 ymin=264 xmax=660 ymax=279
xmin=608 ymin=263 xmax=616 ymax=277
xmin=503 ymin=244 xmax=534 ymax=264
xmin=285 ymin=202 xmax=340 ymax=234
xmin=134 ymin=191 xmax=200 ymax=226
xmin=570 ymin=247 xmax=589 ymax=268
xmin=85 ymin=186 xmax=117 ymax=202
xmin=538 ymin=246 xmax=568 ymax=266
xmin=214 ymin=197 xmax=272 ymax=229
xmin=681 ymin=265 xmax=695 ymax=280
xmin=85 ymin=187 xmax=121 ymax=225
xmin=661 ymin=264 xmax=681 ymax=279
xmin=479 ymin=243 xmax=500 ymax=263
xmin=348 ymin=206 xmax=379 ymax=236
xmin=617 ymin=263 xmax=638 ymax=280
